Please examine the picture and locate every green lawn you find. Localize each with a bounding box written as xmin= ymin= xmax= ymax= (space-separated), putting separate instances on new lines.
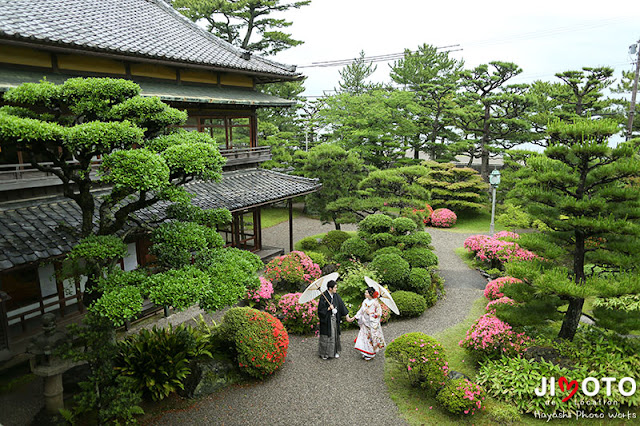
xmin=432 ymin=210 xmax=508 ymax=234
xmin=260 ymin=206 xmax=302 ymax=229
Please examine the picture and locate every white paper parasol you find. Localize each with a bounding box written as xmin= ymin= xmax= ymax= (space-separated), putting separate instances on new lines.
xmin=364 ymin=276 xmax=400 ymax=315
xmin=298 ymin=272 xmax=340 ymax=304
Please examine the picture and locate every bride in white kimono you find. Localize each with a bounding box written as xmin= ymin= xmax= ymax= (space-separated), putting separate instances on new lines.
xmin=354 ymin=286 xmax=386 ymax=360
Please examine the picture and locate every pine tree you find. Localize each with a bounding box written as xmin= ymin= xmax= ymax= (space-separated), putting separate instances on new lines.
xmin=505 ymin=118 xmax=640 ymax=340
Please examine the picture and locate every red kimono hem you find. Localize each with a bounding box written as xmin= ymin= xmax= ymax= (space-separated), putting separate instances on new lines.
xmin=356 ymin=348 xmax=376 ymax=355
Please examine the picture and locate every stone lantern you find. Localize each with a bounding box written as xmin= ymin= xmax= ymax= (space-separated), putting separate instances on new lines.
xmin=26 ymin=313 xmax=76 ymax=414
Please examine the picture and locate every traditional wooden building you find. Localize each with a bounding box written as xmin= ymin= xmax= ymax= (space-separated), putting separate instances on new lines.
xmin=0 ymin=0 xmax=319 ymax=358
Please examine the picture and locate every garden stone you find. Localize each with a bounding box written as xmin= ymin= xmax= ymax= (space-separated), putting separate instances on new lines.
xmin=179 ymin=357 xmax=239 ymax=398
xmin=447 ymin=370 xmax=471 ymax=381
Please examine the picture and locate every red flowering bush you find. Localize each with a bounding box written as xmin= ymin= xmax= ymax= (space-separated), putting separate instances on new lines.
xmin=484 ymin=276 xmax=522 ymax=300
xmin=459 ymin=313 xmax=533 ymax=359
xmin=430 ymin=208 xmax=457 ymax=228
xmin=436 ymin=378 xmax=486 ymax=416
xmin=221 ymin=307 xmax=289 ymax=379
xmin=265 ymin=292 xmax=319 ymax=335
xmin=264 ymin=251 xmax=321 ymax=291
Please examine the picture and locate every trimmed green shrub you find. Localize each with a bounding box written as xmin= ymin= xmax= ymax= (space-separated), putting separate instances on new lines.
xmin=221 ymin=307 xmax=289 ymax=379
xmin=116 ymin=325 xmax=211 ymax=401
xmin=321 ymin=230 xmax=351 ymax=253
xmin=368 ymin=232 xmax=394 ymax=249
xmin=305 ymin=251 xmax=327 ymax=268
xmin=401 ymin=247 xmax=438 ymax=269
xmin=297 ymin=236 xmax=319 ymax=251
xmin=436 ymin=378 xmax=486 ymax=416
xmin=370 ymin=253 xmax=409 ymax=287
xmin=358 ymin=213 xmax=393 ymax=234
xmin=395 ymin=231 xmax=432 ymax=248
xmin=391 ymin=217 xmax=417 ymax=235
xmin=373 ymin=246 xmax=403 ymax=259
xmin=264 ymin=251 xmax=322 ymax=292
xmin=406 ymin=268 xmax=432 ymax=296
xmin=392 ymin=290 xmax=427 ymax=317
xmin=339 ymin=237 xmax=371 ymax=262
xmin=386 ymin=332 xmax=449 ymax=395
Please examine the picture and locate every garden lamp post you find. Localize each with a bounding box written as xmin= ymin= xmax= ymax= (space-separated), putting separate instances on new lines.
xmin=489 ymin=169 xmax=501 ymax=236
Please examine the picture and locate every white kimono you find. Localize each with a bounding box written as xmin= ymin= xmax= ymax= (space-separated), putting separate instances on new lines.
xmin=354 ymin=298 xmax=386 ymax=358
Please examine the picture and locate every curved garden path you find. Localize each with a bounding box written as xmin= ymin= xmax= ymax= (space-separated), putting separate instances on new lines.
xmin=152 ymin=221 xmax=486 ymax=426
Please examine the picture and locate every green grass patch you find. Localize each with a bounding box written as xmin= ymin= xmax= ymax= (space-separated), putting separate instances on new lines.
xmin=385 ymin=291 xmax=640 ymax=425
xmin=260 ymin=207 xmax=302 ymax=229
xmin=432 ymin=210 xmax=508 ymax=234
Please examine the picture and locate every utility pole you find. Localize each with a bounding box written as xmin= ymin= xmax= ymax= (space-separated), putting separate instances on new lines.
xmin=626 ymin=39 xmax=640 ymax=141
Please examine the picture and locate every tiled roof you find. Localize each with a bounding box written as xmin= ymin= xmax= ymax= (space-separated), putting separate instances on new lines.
xmin=0 ymin=169 xmax=320 ymax=271
xmin=0 ymin=69 xmax=296 ymax=107
xmin=0 ymin=0 xmax=301 ymax=80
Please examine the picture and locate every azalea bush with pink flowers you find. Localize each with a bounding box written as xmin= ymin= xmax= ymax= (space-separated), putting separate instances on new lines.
xmin=265 ymin=293 xmax=319 ymax=335
xmin=484 ymin=276 xmax=522 ymax=300
xmin=459 ymin=313 xmax=533 ymax=360
xmin=385 ymin=332 xmax=449 ymax=396
xmin=430 ymin=208 xmax=457 ymax=228
xmin=463 ymin=232 xmax=541 ymax=269
xmin=245 ymin=277 xmax=274 ymax=308
xmin=436 ymin=378 xmax=486 ymax=416
xmin=485 ymin=296 xmax=517 ymax=313
xmin=264 ymin=251 xmax=322 ymax=292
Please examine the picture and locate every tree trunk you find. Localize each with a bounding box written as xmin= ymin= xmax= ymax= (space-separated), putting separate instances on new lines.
xmin=481 ymin=104 xmax=491 ymax=180
xmin=558 ymin=297 xmax=584 ymax=340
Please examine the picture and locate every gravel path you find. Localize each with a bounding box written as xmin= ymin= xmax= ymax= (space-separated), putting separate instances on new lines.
xmin=152 ymin=221 xmax=486 ymax=426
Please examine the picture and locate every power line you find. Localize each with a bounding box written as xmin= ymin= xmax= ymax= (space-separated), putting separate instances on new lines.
xmin=298 ymin=44 xmax=462 ymax=68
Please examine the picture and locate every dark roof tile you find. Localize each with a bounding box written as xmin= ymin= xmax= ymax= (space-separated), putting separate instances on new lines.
xmin=0 ymin=169 xmax=320 ymax=270
xmin=0 ymin=0 xmax=300 ymax=80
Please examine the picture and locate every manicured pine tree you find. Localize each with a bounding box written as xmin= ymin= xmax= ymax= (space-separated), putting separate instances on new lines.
xmin=504 ymin=118 xmax=640 ymax=340
xmin=418 ymin=161 xmax=488 ymax=213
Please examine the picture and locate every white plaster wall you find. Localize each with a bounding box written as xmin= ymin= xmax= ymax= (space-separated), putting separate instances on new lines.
xmin=123 ymin=243 xmax=138 ymax=271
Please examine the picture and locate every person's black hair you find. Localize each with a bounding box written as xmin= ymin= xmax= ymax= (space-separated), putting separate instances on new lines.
xmin=327 ymin=280 xmax=337 ymax=290
xmin=366 ymin=286 xmax=376 ymax=297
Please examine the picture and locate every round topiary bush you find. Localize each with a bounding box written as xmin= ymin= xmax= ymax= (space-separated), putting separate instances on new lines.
xmin=459 ymin=313 xmax=533 ymax=360
xmin=321 ymin=230 xmax=351 ymax=253
xmin=358 ymin=213 xmax=393 ymax=234
xmin=297 ymin=236 xmax=319 ymax=251
xmin=401 ymin=247 xmax=438 ymax=269
xmin=305 ymin=251 xmax=328 ymax=268
xmin=370 ymin=253 xmax=410 ymax=287
xmin=395 ymin=231 xmax=432 ymax=248
xmin=430 ymin=208 xmax=457 ymax=228
xmin=406 ymin=268 xmax=436 ymax=306
xmin=265 ymin=293 xmax=319 ymax=335
xmin=386 ymin=332 xmax=449 ymax=395
xmin=391 ymin=217 xmax=417 ymax=235
xmin=392 ymin=290 xmax=427 ymax=317
xmin=436 ymin=378 xmax=486 ymax=416
xmin=368 ymin=232 xmax=394 ymax=249
xmin=221 ymin=307 xmax=289 ymax=379
xmin=339 ymin=237 xmax=371 ymax=262
xmin=373 ymin=246 xmax=403 ymax=259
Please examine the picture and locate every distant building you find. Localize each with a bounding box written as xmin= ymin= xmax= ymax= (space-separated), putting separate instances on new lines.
xmin=0 ymin=0 xmax=319 ymax=356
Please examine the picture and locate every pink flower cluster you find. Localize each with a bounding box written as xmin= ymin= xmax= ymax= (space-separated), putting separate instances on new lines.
xmin=264 ymin=251 xmax=322 ymax=286
xmin=457 ymin=379 xmax=485 ymax=415
xmin=265 ymin=292 xmax=319 ymax=335
xmin=485 ymin=296 xmax=517 ymax=313
xmin=463 ymin=233 xmax=541 ymax=264
xmin=459 ymin=313 xmax=533 ymax=358
xmin=246 ymin=277 xmax=274 ymax=303
xmin=430 ymin=208 xmax=457 ymax=228
xmin=484 ymin=276 xmax=522 ymax=300
xmin=493 ymin=231 xmax=520 ymax=240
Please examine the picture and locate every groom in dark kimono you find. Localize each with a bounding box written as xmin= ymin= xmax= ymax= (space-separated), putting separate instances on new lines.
xmin=318 ymin=280 xmax=352 ymax=360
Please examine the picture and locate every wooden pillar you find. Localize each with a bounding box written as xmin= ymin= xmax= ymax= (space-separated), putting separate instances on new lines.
xmin=0 ymin=291 xmax=10 ymax=352
xmin=288 ymin=199 xmax=293 ymax=253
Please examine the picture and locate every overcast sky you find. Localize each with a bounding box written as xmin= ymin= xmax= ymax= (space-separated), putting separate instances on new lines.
xmin=272 ymin=0 xmax=640 ymax=98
